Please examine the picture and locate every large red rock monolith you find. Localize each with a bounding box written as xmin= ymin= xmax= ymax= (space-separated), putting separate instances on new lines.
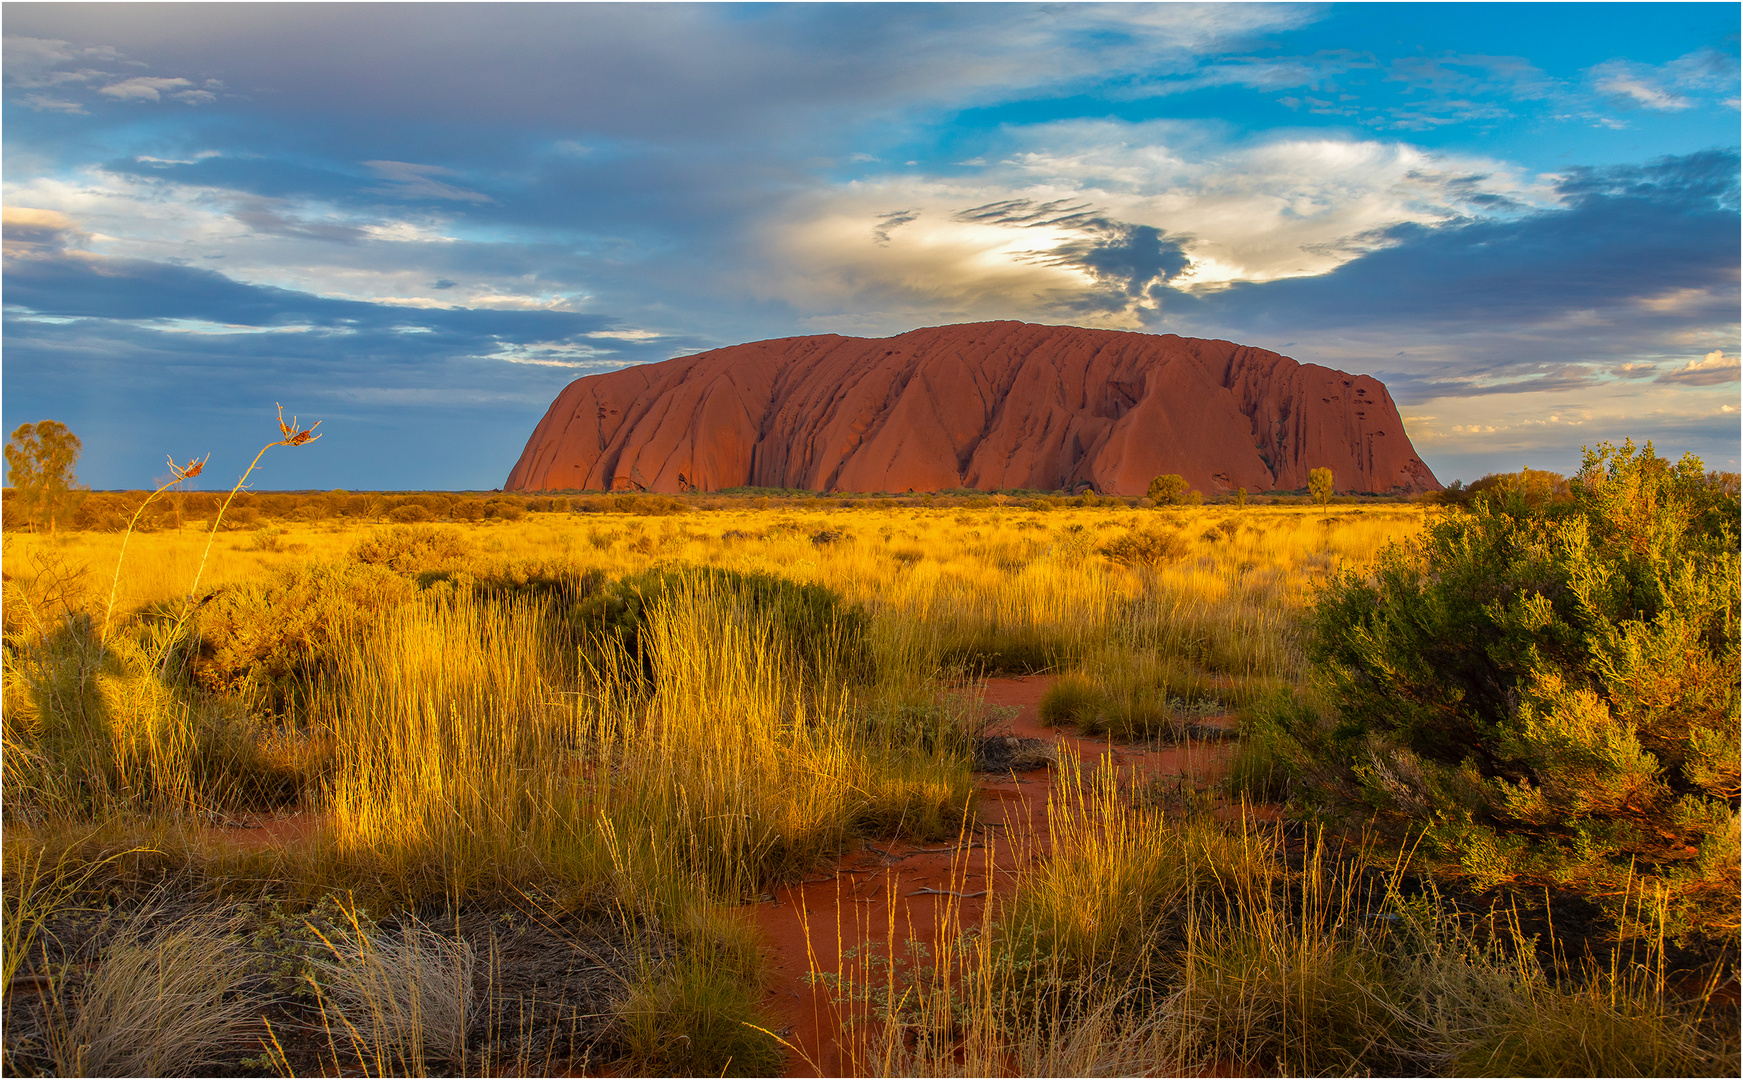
xmin=505 ymin=321 xmax=1440 ymax=496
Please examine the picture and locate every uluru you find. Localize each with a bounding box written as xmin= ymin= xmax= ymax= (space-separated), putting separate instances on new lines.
xmin=505 ymin=321 xmax=1440 ymax=497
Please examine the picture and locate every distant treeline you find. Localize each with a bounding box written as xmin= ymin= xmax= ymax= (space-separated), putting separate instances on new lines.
xmin=1428 ymin=466 xmax=1741 ymax=509
xmin=0 ymin=483 xmax=1424 ymax=532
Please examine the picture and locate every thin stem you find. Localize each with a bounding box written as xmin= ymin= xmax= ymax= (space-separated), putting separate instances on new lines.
xmin=184 ymin=442 xmax=274 ymax=612
xmin=100 ymin=478 xmax=184 ymax=646
xmin=157 ymin=406 xmax=318 ymax=678
xmin=158 ymin=441 xmax=276 ymax=678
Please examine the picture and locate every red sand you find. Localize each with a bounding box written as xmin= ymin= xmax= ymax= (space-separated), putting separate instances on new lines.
xmin=751 ymin=675 xmax=1238 ymax=1077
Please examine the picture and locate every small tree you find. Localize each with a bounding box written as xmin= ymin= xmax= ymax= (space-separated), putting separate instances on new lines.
xmin=1308 ymin=467 xmax=1334 ymax=515
xmin=1147 ymin=474 xmax=1189 ymax=506
xmin=5 ymin=420 xmax=83 ymax=533
xmin=1235 ymin=486 xmax=1248 ymax=509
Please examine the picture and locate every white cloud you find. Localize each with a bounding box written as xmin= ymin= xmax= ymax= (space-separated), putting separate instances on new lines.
xmin=1658 ymin=350 xmax=1740 ymax=386
xmin=0 ymin=171 xmax=561 ymax=315
xmin=98 ymin=75 xmax=195 ymax=101
xmin=1636 ymin=286 xmax=1722 ymax=313
xmin=769 ymin=120 xmax=1548 ymax=326
xmin=19 ymin=93 xmax=86 ymax=113
xmin=1589 ymin=59 xmax=1692 ymax=111
xmin=365 ymin=161 xmax=492 ymax=203
xmin=2 ymin=36 xmax=121 ymax=88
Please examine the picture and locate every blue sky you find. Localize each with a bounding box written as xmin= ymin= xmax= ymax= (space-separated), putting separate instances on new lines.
xmin=3 ymin=2 xmax=1737 ymax=490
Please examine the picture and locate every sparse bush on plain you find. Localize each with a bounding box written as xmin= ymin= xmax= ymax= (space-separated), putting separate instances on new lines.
xmin=1308 ymin=440 xmax=1742 ymax=944
xmin=576 ymin=565 xmax=873 ymax=687
xmin=4 ymin=456 xmax=1735 ymax=1076
xmin=1098 ymin=528 xmax=1188 ymax=567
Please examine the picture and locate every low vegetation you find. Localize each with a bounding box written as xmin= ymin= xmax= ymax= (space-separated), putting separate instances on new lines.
xmin=3 ymin=421 xmax=1736 ymax=1076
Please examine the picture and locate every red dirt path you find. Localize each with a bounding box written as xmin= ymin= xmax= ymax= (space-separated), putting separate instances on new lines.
xmin=751 ymin=675 xmax=1236 ymax=1077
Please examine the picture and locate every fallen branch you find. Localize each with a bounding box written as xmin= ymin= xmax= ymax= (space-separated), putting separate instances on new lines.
xmin=906 ymin=888 xmax=988 ymax=899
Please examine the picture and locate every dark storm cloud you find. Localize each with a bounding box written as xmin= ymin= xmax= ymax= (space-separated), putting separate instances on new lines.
xmin=1066 ymin=223 xmax=1194 ymax=299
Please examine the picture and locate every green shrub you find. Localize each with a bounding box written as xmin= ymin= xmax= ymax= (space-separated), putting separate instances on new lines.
xmin=1147 ymin=474 xmax=1189 ymax=505
xmin=188 ymin=560 xmax=417 ymax=713
xmin=1098 ymin=529 xmax=1188 ymax=568
xmin=483 ymin=497 xmax=525 ymax=521
xmin=1039 ymin=674 xmax=1102 ymax=728
xmin=350 ymin=525 xmax=470 ymax=574
xmin=617 ymin=918 xmax=782 ymax=1077
xmin=574 ymin=567 xmax=871 ymax=687
xmin=1307 ymin=441 xmax=1740 ymax=944
xmin=189 ymin=533 xmax=602 ymax=715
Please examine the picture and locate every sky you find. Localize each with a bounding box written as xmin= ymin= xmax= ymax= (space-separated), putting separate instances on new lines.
xmin=3 ymin=1 xmax=1738 ymax=491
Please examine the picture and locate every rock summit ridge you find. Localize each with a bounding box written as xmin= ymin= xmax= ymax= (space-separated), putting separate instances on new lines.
xmin=505 ymin=321 xmax=1440 ymax=496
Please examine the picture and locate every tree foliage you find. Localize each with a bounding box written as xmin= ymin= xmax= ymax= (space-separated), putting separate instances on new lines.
xmin=5 ymin=420 xmax=83 ymax=533
xmin=1307 ymin=440 xmax=1740 ymax=943
xmin=1309 ymin=467 xmax=1334 ymax=509
xmin=1147 ymin=474 xmax=1189 ymax=505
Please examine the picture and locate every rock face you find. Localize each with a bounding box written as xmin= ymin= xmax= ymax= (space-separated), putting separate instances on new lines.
xmin=506 ymin=321 xmax=1440 ymax=496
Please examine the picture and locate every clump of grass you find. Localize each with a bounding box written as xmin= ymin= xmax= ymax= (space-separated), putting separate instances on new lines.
xmin=1168 ymin=882 xmax=1410 ymax=1074
xmin=47 ymin=906 xmax=259 ymax=1078
xmin=1224 ymin=696 xmax=1301 ymax=802
xmin=995 ymin=755 xmax=1274 ymax=1002
xmin=1099 ymin=528 xmax=1189 ymax=568
xmin=588 ymin=572 xmax=971 ymax=899
xmin=305 ymin=911 xmax=478 ymax=1075
xmin=1039 ymin=648 xmax=1223 ymax=739
xmin=616 ymin=903 xmax=783 ymax=1077
xmin=1039 ymin=673 xmax=1100 ymax=728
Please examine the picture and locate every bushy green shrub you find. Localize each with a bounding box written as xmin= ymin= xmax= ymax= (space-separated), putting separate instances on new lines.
xmin=1098 ymin=529 xmax=1188 ymax=568
xmin=1307 ymin=441 xmax=1740 ymax=943
xmin=188 ymin=560 xmax=418 ymax=712
xmin=575 ymin=567 xmax=871 ymax=687
xmin=1147 ymin=474 xmax=1189 ymax=505
xmin=350 ymin=525 xmax=469 ymax=575
xmin=189 ymin=531 xmax=602 ymax=714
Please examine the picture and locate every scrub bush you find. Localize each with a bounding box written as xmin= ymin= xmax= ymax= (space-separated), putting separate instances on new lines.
xmin=574 ymin=567 xmax=872 ymax=686
xmin=1308 ymin=441 xmax=1740 ymax=944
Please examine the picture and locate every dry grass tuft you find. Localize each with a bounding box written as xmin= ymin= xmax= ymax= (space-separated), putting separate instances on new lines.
xmin=48 ymin=907 xmax=258 ymax=1078
xmin=306 ymin=913 xmax=478 ymax=1075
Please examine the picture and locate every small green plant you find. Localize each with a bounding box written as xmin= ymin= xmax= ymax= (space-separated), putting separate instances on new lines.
xmin=1039 ymin=674 xmax=1102 ymax=728
xmin=617 ymin=908 xmax=783 ymax=1077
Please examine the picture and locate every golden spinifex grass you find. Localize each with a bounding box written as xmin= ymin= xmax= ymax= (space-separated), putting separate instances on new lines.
xmin=5 ymin=494 xmax=1735 ymax=1077
xmin=845 ymin=755 xmax=1735 ymax=1078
